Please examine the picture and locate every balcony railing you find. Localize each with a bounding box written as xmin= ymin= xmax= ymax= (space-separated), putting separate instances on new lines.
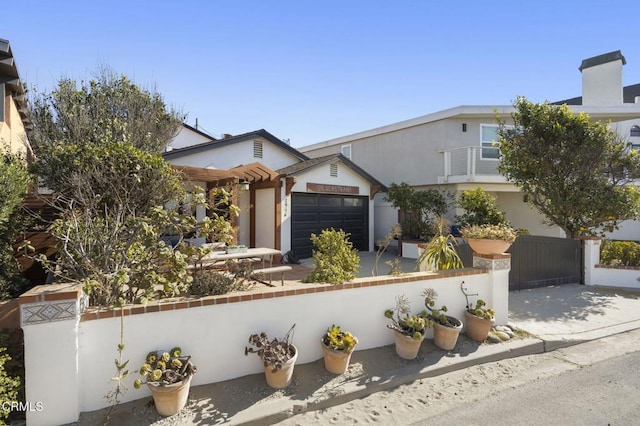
xmin=438 ymin=146 xmax=507 ymax=184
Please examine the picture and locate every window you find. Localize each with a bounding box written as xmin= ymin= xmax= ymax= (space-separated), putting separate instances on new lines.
xmin=341 ymin=144 xmax=352 ymax=159
xmin=253 ymin=140 xmax=263 ymax=158
xmin=631 ymin=125 xmax=640 ymax=137
xmin=330 ymin=163 xmax=338 ymax=177
xmin=480 ymin=124 xmax=501 ymax=160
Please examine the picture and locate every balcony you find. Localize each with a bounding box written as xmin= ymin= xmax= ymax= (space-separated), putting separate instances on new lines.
xmin=438 ymin=146 xmax=508 ymax=184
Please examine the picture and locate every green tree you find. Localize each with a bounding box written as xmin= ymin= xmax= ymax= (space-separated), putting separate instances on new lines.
xmin=385 ymin=182 xmax=449 ymax=239
xmin=28 ymin=68 xmax=235 ymax=306
xmin=497 ymin=98 xmax=640 ymax=238
xmin=0 ymin=149 xmax=31 ymax=299
xmin=456 ymin=187 xmax=507 ymax=227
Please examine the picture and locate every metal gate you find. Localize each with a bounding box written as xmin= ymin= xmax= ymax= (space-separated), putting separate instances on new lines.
xmin=456 ymin=235 xmax=583 ymax=291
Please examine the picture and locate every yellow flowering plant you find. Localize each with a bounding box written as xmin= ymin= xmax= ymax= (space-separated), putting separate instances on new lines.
xmin=133 ymin=347 xmax=196 ymax=388
xmin=323 ymin=325 xmax=358 ymax=352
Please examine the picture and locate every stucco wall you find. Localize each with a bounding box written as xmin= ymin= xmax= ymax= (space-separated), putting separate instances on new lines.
xmin=20 ymin=261 xmax=508 ymax=425
xmin=255 ymin=188 xmax=275 ymax=248
xmin=0 ymin=93 xmax=29 ymax=155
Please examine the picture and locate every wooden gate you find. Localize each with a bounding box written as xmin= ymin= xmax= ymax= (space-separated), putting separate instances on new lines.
xmin=456 ymin=235 xmax=583 ymax=291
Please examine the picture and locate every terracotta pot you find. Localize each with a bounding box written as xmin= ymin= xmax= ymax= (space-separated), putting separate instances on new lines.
xmin=466 ymin=238 xmax=511 ymax=255
xmin=321 ymin=340 xmax=356 ymax=374
xmin=465 ymin=311 xmax=494 ymax=342
xmin=147 ymin=374 xmax=192 ymax=417
xmin=433 ymin=316 xmax=462 ymax=350
xmin=263 ymin=344 xmax=298 ymax=388
xmin=393 ymin=330 xmax=425 ymax=360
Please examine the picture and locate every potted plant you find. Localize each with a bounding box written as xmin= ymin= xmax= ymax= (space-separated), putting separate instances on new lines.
xmin=245 ymin=324 xmax=297 ymax=388
xmin=321 ymin=325 xmax=358 ymax=374
xmin=133 ymin=347 xmax=197 ymax=416
xmin=459 ymin=223 xmax=517 ymax=255
xmin=422 ymin=288 xmax=462 ymax=351
xmin=417 ymin=216 xmax=463 ymax=271
xmin=384 ymin=295 xmax=430 ymax=360
xmin=461 ymin=282 xmax=495 ymax=342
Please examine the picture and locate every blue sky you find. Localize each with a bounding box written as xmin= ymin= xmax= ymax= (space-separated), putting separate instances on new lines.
xmin=4 ymin=1 xmax=640 ymax=147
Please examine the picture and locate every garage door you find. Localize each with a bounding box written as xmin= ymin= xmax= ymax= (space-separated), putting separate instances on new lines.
xmin=291 ymin=193 xmax=368 ymax=259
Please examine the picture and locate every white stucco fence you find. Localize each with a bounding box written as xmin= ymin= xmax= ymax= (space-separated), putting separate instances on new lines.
xmin=584 ymin=238 xmax=640 ymax=289
xmin=20 ymin=254 xmax=509 ymax=426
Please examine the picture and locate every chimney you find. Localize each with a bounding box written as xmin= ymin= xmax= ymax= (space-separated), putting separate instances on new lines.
xmin=580 ymin=50 xmax=626 ymax=105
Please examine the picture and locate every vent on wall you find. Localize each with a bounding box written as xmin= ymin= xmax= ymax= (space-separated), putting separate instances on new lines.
xmin=330 ymin=163 xmax=338 ymax=177
xmin=253 ymin=140 xmax=263 ymax=158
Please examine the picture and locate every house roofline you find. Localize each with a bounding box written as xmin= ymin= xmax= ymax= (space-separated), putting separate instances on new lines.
xmin=180 ymin=123 xmax=217 ymax=141
xmin=163 ymin=128 xmax=309 ymax=161
xmin=277 ymin=153 xmax=387 ymax=191
xmin=300 ymin=103 xmax=640 ymax=152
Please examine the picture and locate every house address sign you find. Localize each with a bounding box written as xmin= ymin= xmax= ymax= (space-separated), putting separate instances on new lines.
xmin=307 ymin=183 xmax=359 ymax=195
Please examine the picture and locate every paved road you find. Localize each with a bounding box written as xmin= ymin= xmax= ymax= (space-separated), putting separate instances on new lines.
xmin=412 ymin=350 xmax=640 ymax=425
xmin=277 ymin=329 xmax=640 ymax=426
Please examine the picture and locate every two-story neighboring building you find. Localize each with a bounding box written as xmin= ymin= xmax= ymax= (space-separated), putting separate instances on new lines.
xmin=300 ymin=51 xmax=640 ymax=242
xmin=164 ymin=127 xmax=385 ymax=258
xmin=0 ymin=38 xmax=32 ymax=158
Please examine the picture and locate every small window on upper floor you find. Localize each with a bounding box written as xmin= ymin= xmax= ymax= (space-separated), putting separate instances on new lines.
xmin=631 ymin=125 xmax=640 ymax=138
xmin=330 ymin=163 xmax=338 ymax=177
xmin=253 ymin=140 xmax=263 ymax=158
xmin=341 ymin=144 xmax=352 ymax=160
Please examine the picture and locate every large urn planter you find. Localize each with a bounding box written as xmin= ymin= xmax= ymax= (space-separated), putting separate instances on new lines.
xmin=263 ymin=344 xmax=298 ymax=388
xmin=432 ymin=316 xmax=463 ymax=351
xmin=148 ymin=375 xmax=192 ymax=416
xmin=464 ymin=311 xmax=494 ymax=342
xmin=466 ymin=238 xmax=511 ymax=255
xmin=393 ymin=330 xmax=425 ymax=360
xmin=322 ymin=342 xmax=356 ymax=374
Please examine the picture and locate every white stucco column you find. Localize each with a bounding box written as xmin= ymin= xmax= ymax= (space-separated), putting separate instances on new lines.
xmin=473 ymin=253 xmax=511 ymax=325
xmin=19 ymin=284 xmax=85 ymax=426
xmin=582 ymin=238 xmax=601 ymax=286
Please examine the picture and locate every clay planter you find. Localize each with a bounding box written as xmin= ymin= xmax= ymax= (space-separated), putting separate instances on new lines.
xmin=263 ymin=344 xmax=298 ymax=389
xmin=393 ymin=330 xmax=425 ymax=360
xmin=466 ymin=238 xmax=511 ymax=255
xmin=147 ymin=374 xmax=192 ymax=417
xmin=321 ymin=341 xmax=356 ymax=375
xmin=432 ymin=316 xmax=463 ymax=351
xmin=464 ymin=311 xmax=494 ymax=342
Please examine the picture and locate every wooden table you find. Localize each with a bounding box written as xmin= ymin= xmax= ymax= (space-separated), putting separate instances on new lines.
xmin=193 ymin=247 xmax=282 ymax=269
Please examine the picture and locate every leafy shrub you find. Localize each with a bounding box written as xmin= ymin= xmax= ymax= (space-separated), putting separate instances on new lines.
xmin=189 ymin=259 xmax=256 ymax=296
xmin=456 ymin=187 xmax=506 ymax=227
xmin=303 ymin=228 xmax=360 ymax=284
xmin=190 ymin=272 xmax=236 ymax=296
xmin=600 ymin=240 xmax=640 ymax=266
xmin=0 ymin=346 xmax=20 ymax=424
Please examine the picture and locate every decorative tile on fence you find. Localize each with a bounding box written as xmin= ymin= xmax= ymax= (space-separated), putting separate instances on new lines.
xmin=21 ymin=300 xmax=78 ymax=325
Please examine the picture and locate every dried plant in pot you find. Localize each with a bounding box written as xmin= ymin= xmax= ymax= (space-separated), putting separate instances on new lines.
xmin=422 ymin=288 xmax=462 ymax=351
xmin=133 ymin=347 xmax=197 ymax=416
xmin=321 ymin=325 xmax=358 ymax=374
xmin=245 ymin=324 xmax=297 ymax=388
xmin=384 ymin=295 xmax=430 ymax=360
xmin=461 ymin=281 xmax=495 ymax=342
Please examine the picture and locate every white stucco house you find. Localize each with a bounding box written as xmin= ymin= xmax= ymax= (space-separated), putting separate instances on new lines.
xmin=299 ymin=50 xmax=640 ymax=242
xmin=163 ymin=127 xmax=385 ymax=258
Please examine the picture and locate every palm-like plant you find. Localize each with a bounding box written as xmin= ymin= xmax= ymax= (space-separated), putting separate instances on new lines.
xmin=417 ymin=216 xmax=463 ymax=271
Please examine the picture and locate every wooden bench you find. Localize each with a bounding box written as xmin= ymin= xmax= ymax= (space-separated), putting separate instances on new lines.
xmin=251 ymin=265 xmax=293 ymax=286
